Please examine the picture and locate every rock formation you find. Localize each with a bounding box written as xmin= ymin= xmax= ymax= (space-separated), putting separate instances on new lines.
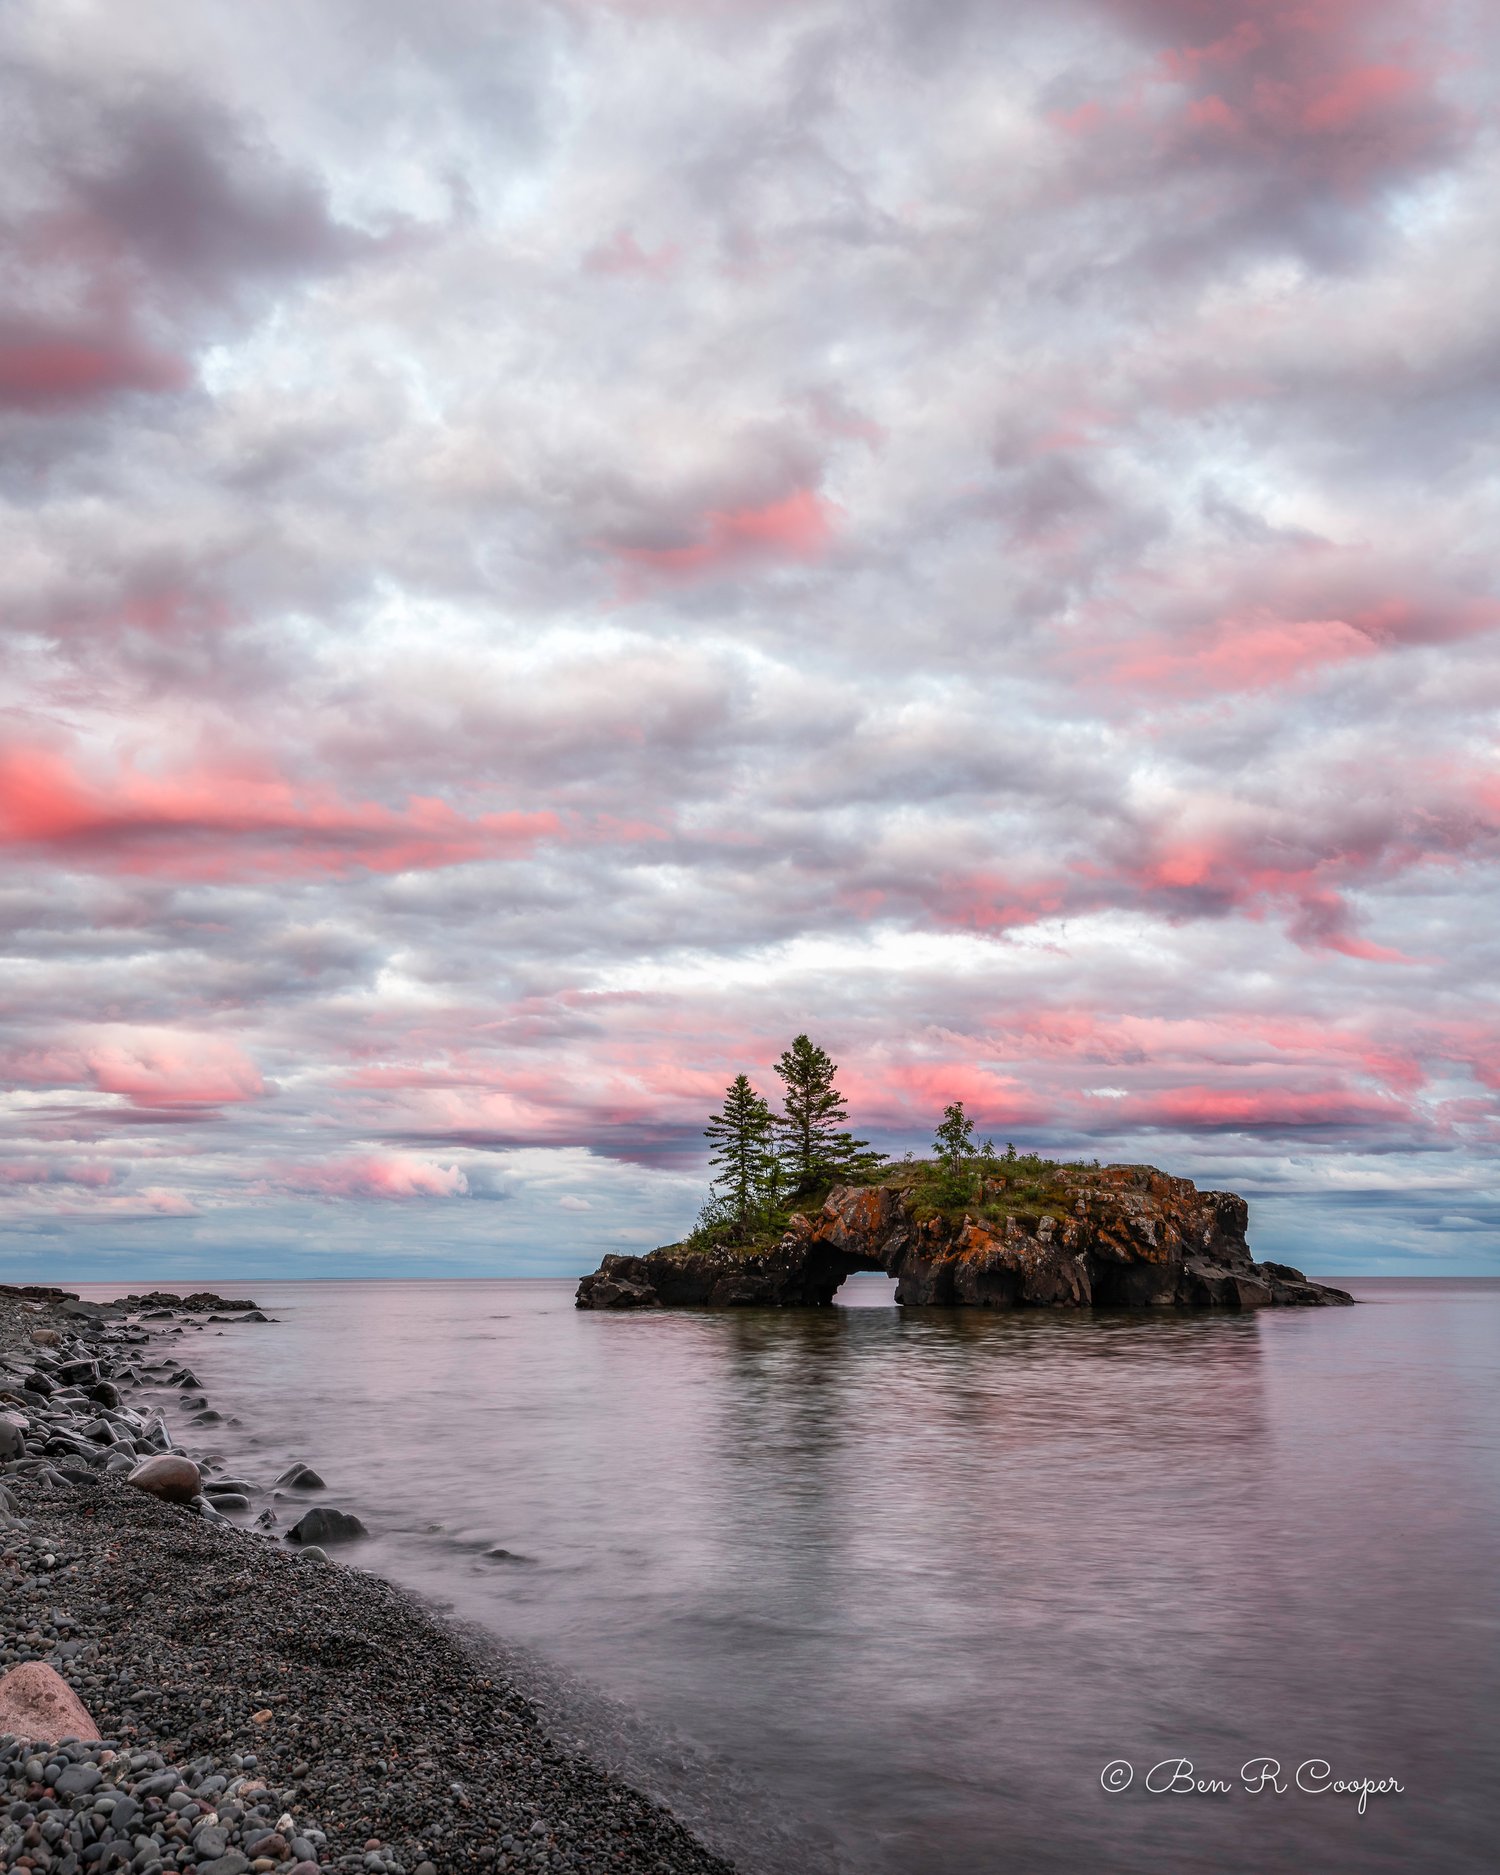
xmin=576 ymin=1163 xmax=1354 ymax=1311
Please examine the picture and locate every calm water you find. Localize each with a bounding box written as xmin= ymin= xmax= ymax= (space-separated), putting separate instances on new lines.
xmin=77 ymin=1277 xmax=1497 ymax=1874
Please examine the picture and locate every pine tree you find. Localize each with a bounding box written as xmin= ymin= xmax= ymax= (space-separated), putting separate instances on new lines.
xmin=933 ymin=1100 xmax=975 ymax=1173
xmin=772 ymin=1034 xmax=884 ymax=1189
xmin=705 ymin=1074 xmax=774 ymax=1227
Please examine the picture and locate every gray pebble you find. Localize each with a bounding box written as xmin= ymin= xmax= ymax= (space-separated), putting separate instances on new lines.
xmin=54 ymin=1760 xmax=102 ymax=1795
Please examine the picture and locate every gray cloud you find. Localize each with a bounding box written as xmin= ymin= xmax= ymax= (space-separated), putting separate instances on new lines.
xmin=0 ymin=0 xmax=1496 ymax=1276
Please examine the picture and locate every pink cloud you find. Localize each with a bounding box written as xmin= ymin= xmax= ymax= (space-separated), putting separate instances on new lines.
xmin=1137 ymin=1083 xmax=1410 ymax=1131
xmin=1301 ymin=62 xmax=1421 ymax=134
xmin=610 ymin=487 xmax=837 ymax=592
xmin=272 ymin=1154 xmax=470 ymax=1199
xmin=0 ymin=741 xmax=560 ymax=879
xmin=1063 ymin=573 xmax=1500 ymax=706
xmin=1104 ymin=614 xmax=1379 ymax=695
xmin=0 ymin=326 xmax=189 ymax=408
xmin=1075 ymin=0 xmax=1460 ymax=195
xmin=132 ymin=1186 xmax=202 ymax=1216
xmin=84 ymin=1030 xmax=266 ymax=1107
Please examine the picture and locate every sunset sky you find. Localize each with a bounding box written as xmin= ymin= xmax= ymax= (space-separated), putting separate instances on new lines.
xmin=3 ymin=0 xmax=1498 ymax=1279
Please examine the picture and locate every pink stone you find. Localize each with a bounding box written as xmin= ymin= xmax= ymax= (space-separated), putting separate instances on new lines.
xmin=126 ymin=1453 xmax=201 ymax=1504
xmin=0 ymin=1662 xmax=99 ymax=1743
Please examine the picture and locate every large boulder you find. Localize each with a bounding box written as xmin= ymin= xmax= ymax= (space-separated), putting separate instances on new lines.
xmin=127 ymin=1454 xmax=202 ymax=1503
xmin=0 ymin=1662 xmax=100 ymax=1743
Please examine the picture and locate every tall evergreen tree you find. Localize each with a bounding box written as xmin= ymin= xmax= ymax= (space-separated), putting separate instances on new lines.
xmin=705 ymin=1074 xmax=774 ymax=1226
xmin=772 ymin=1034 xmax=884 ymax=1189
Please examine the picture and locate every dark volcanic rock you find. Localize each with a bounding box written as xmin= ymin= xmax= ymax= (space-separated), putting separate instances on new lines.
xmin=277 ymin=1461 xmax=326 ymax=1488
xmin=577 ymin=1165 xmax=1355 ymax=1312
xmin=287 ymin=1505 xmax=369 ymax=1545
xmin=117 ymin=1288 xmax=259 ymax=1314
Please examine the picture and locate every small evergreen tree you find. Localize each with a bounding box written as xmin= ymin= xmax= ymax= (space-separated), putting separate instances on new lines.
xmin=772 ymin=1034 xmax=884 ymax=1189
xmin=705 ymin=1074 xmax=775 ymax=1228
xmin=933 ymin=1100 xmax=976 ymax=1173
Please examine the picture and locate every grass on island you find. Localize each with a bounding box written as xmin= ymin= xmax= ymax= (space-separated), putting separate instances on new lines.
xmin=665 ymin=1151 xmax=1106 ymax=1259
xmin=897 ymin=1152 xmax=1101 ymax=1235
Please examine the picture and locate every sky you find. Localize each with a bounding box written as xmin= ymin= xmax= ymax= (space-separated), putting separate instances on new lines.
xmin=2 ymin=0 xmax=1498 ymax=1281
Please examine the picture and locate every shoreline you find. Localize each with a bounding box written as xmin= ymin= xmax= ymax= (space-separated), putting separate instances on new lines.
xmin=0 ymin=1284 xmax=736 ymax=1875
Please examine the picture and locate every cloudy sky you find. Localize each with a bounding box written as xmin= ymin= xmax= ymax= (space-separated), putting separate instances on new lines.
xmin=2 ymin=0 xmax=1497 ymax=1280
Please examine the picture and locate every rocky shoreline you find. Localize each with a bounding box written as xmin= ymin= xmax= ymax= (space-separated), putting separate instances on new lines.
xmin=0 ymin=1284 xmax=734 ymax=1875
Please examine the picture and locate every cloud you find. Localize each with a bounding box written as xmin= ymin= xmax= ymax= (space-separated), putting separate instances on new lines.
xmin=608 ymin=487 xmax=838 ymax=592
xmin=271 ymin=1154 xmax=471 ymax=1200
xmin=0 ymin=1159 xmax=122 ymax=1189
xmin=82 ymin=1030 xmax=266 ymax=1108
xmin=0 ymin=741 xmax=560 ymax=879
xmin=0 ymin=325 xmax=190 ymax=409
xmin=0 ymin=0 xmax=1496 ymax=1276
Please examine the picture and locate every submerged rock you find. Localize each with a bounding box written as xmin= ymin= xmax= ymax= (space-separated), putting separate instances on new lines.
xmin=277 ymin=1462 xmax=326 ymax=1489
xmin=287 ymin=1505 xmax=368 ymax=1545
xmin=576 ymin=1163 xmax=1355 ymax=1312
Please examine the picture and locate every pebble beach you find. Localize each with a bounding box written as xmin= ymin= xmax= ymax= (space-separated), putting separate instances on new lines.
xmin=0 ymin=1284 xmax=735 ymax=1875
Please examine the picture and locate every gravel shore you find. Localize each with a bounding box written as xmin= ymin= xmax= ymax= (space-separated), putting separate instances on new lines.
xmin=0 ymin=1285 xmax=736 ymax=1875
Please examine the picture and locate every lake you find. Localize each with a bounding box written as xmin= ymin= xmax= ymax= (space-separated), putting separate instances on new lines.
xmin=76 ymin=1275 xmax=1498 ymax=1874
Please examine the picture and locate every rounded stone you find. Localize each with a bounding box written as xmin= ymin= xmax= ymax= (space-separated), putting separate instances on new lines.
xmin=0 ymin=1661 xmax=101 ymax=1744
xmin=276 ymin=1463 xmax=326 ymax=1490
xmin=286 ymin=1505 xmax=367 ymax=1545
xmin=126 ymin=1453 xmax=202 ymax=1504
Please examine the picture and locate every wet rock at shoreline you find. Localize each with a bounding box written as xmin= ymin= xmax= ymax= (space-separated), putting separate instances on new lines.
xmin=286 ymin=1505 xmax=368 ymax=1546
xmin=276 ymin=1462 xmax=325 ymax=1489
xmin=127 ymin=1453 xmax=202 ymax=1503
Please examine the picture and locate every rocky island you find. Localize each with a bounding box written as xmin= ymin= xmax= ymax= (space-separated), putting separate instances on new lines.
xmin=576 ymin=1160 xmax=1354 ymax=1312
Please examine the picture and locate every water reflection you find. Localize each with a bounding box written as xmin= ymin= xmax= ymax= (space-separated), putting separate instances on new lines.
xmin=77 ymin=1279 xmax=1497 ymax=1875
